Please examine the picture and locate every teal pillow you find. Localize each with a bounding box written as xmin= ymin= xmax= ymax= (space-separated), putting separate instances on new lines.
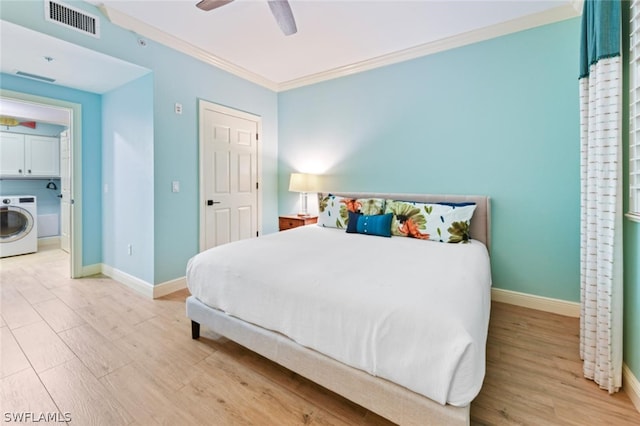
xmin=346 ymin=211 xmax=392 ymax=237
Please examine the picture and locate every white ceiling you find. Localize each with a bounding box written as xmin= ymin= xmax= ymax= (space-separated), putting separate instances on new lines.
xmin=0 ymin=1 xmax=581 ymax=94
xmin=92 ymin=0 xmax=581 ymax=90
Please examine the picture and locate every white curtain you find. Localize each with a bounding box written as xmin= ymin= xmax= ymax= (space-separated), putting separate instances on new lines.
xmin=578 ymin=0 xmax=622 ymax=394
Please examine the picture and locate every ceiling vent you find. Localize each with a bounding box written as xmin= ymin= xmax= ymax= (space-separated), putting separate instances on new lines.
xmin=15 ymin=71 xmax=56 ymax=83
xmin=44 ymin=0 xmax=100 ymax=38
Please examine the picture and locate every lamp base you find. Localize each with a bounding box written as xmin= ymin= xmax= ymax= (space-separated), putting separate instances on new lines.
xmin=297 ymin=192 xmax=309 ymax=218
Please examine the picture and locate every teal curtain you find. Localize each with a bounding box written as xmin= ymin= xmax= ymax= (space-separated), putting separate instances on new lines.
xmin=579 ymin=0 xmax=621 ymax=78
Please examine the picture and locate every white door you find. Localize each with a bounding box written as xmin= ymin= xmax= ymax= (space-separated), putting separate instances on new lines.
xmin=199 ymin=101 xmax=260 ymax=251
xmin=59 ymin=130 xmax=71 ymax=253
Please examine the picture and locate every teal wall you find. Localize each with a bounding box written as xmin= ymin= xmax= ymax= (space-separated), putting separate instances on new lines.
xmin=0 ymin=0 xmax=279 ymax=284
xmin=102 ymin=74 xmax=154 ymax=284
xmin=0 ymin=73 xmax=103 ymax=265
xmin=279 ymin=18 xmax=582 ymax=302
xmin=624 ymin=221 xmax=640 ymax=380
xmin=146 ymin=42 xmax=279 ymax=284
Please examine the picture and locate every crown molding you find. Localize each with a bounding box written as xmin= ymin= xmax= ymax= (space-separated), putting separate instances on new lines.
xmin=278 ymin=4 xmax=581 ymax=91
xmin=98 ymin=5 xmax=280 ymax=91
xmin=99 ymin=3 xmax=580 ymax=93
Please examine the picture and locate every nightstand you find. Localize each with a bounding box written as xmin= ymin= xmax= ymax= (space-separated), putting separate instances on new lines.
xmin=279 ymin=215 xmax=318 ymax=231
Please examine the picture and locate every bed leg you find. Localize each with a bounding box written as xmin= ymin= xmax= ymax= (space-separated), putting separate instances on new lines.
xmin=191 ymin=320 xmax=200 ymax=339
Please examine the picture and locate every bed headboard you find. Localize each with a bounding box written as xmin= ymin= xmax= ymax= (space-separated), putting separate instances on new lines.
xmin=331 ymin=192 xmax=491 ymax=251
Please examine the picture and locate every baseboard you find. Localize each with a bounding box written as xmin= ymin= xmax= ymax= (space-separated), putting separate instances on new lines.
xmin=80 ymin=269 xmax=581 ymax=316
xmin=153 ymin=276 xmax=187 ymax=298
xmin=491 ymin=287 xmax=580 ymax=318
xmin=624 ymin=363 xmax=640 ymax=413
xmin=79 ymin=263 xmax=186 ymax=299
xmin=81 ymin=263 xmax=102 ymax=277
xmin=37 ymin=236 xmax=60 ymax=249
xmin=101 ymin=264 xmax=154 ymax=299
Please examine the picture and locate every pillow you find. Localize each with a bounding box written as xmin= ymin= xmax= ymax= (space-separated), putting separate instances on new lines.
xmin=346 ymin=211 xmax=392 ymax=237
xmin=356 ymin=198 xmax=386 ymax=215
xmin=317 ymin=194 xmax=386 ymax=229
xmin=384 ymin=200 xmax=476 ymax=243
xmin=317 ymin=194 xmax=351 ymax=229
xmin=436 ymin=202 xmax=477 ymax=207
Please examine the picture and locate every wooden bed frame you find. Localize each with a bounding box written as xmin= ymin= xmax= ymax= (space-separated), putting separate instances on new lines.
xmin=188 ymin=193 xmax=491 ymax=426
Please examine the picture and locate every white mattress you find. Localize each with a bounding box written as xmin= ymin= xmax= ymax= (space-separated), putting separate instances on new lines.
xmin=186 ymin=225 xmax=492 ymax=406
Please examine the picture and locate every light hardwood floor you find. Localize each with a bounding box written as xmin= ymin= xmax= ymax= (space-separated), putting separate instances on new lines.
xmin=1 ymin=246 xmax=639 ymax=425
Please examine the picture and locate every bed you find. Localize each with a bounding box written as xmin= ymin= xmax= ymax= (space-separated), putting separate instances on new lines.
xmin=186 ymin=192 xmax=491 ymax=425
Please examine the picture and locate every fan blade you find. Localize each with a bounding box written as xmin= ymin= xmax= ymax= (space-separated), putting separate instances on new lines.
xmin=267 ymin=1 xmax=297 ymax=36
xmin=196 ymin=0 xmax=234 ymax=11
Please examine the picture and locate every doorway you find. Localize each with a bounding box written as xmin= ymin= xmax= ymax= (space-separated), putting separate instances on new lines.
xmin=0 ymin=90 xmax=82 ymax=278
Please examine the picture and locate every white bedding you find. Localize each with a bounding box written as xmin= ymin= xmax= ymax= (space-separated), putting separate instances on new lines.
xmin=186 ymin=225 xmax=492 ymax=406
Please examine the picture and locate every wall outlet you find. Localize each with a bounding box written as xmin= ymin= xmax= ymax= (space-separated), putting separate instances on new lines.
xmin=127 ymin=244 xmax=132 ymax=256
xmin=174 ymin=103 xmax=183 ymax=115
xmin=172 ymin=181 xmax=180 ymax=193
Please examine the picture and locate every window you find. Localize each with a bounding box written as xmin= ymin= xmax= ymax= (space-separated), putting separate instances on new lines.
xmin=630 ymin=1 xmax=640 ymax=219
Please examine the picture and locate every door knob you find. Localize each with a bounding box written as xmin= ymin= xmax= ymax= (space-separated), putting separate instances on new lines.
xmin=207 ymin=200 xmax=221 ymax=206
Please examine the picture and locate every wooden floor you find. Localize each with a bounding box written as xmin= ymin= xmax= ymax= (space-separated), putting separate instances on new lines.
xmin=1 ymin=246 xmax=639 ymax=425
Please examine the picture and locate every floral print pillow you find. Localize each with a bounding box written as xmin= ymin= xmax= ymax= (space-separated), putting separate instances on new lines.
xmin=384 ymin=200 xmax=476 ymax=243
xmin=317 ymin=194 xmax=386 ymax=229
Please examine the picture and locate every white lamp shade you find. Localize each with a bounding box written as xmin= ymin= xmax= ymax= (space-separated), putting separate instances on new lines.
xmin=289 ymin=173 xmax=319 ymax=193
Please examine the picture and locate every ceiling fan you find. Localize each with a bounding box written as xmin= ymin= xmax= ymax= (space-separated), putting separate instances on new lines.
xmin=196 ymin=0 xmax=297 ymax=36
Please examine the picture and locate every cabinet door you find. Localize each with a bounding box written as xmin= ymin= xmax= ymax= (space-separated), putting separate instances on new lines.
xmin=0 ymin=133 xmax=25 ymax=177
xmin=25 ymin=135 xmax=60 ymax=177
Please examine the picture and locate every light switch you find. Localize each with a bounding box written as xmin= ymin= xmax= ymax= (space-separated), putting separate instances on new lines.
xmin=172 ymin=181 xmax=180 ymax=193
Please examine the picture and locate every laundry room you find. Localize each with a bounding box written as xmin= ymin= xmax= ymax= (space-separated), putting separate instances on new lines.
xmin=0 ymin=117 xmax=67 ymax=256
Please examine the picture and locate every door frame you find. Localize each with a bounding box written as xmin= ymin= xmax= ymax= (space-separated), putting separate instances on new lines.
xmin=198 ymin=99 xmax=262 ymax=252
xmin=1 ymin=89 xmax=83 ymax=278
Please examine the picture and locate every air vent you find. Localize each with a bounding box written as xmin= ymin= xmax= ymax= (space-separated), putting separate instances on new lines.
xmin=44 ymin=0 xmax=100 ymax=38
xmin=15 ymin=71 xmax=56 ymax=83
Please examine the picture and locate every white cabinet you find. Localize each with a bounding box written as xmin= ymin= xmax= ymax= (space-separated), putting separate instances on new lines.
xmin=0 ymin=132 xmax=60 ymax=178
xmin=0 ymin=133 xmax=24 ymax=177
xmin=26 ymin=135 xmax=60 ymax=177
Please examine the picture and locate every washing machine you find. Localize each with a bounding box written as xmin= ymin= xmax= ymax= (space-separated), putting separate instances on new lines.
xmin=0 ymin=196 xmax=38 ymax=258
